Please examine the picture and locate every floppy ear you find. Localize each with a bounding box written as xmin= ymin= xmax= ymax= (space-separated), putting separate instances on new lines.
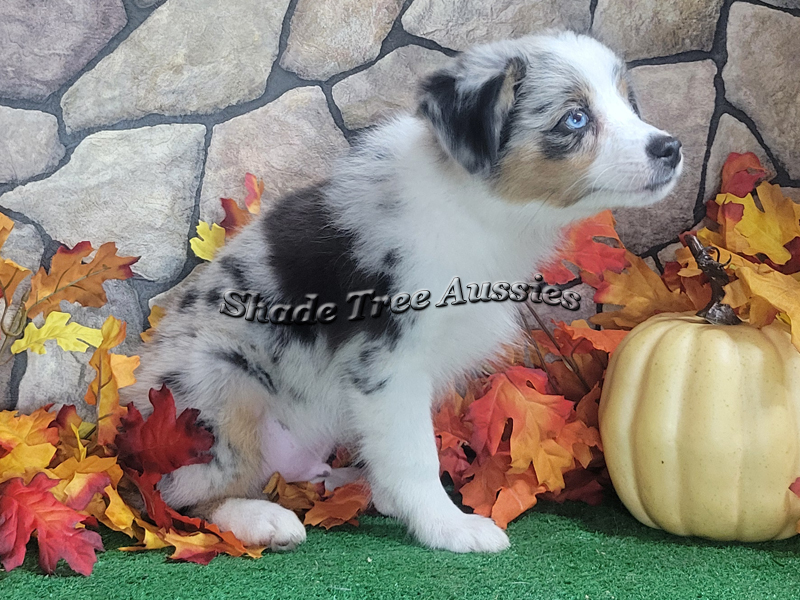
xmin=418 ymin=56 xmax=526 ymax=176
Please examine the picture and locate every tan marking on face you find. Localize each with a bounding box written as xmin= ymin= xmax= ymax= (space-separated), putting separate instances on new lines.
xmin=494 ymin=140 xmax=597 ymax=207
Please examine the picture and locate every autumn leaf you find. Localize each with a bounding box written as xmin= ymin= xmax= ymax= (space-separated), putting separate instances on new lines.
xmin=304 ymin=480 xmax=371 ymax=529
xmin=53 ymin=405 xmax=93 ymax=462
xmin=460 ymin=451 xmax=514 ymax=519
xmin=459 ymin=451 xmax=546 ymax=528
xmin=264 ymin=472 xmax=321 ymax=515
xmin=220 ymin=197 xmax=253 ymax=237
xmin=85 ymin=316 xmax=138 ymax=447
xmin=562 ymin=321 xmax=629 ymax=354
xmin=492 ymin=469 xmax=546 ymax=529
xmin=189 ymin=222 xmax=226 ymax=262
xmin=540 ymin=467 xmax=607 ymax=506
xmin=115 ymin=384 xmax=214 ymax=476
xmin=101 ymin=485 xmax=137 ymax=535
xmin=556 ymin=419 xmax=602 ymax=468
xmin=244 ymin=173 xmax=264 ymax=215
xmin=720 ymin=152 xmax=769 ymax=198
xmin=10 ymin=311 xmax=103 ymax=355
xmin=0 ymin=408 xmax=58 ymax=482
xmin=0 ymin=258 xmax=31 ymax=306
xmin=711 ymin=184 xmax=800 ymax=265
xmin=724 ymin=264 xmax=800 ymax=350
xmin=790 ymin=478 xmax=800 ymax=499
xmin=0 ymin=213 xmax=14 ymax=252
xmin=590 ymin=251 xmax=694 ymax=329
xmin=0 ymin=472 xmax=103 ymax=575
xmin=465 ymin=367 xmax=574 ymax=490
xmin=25 ymin=241 xmax=138 ymax=319
xmin=539 ymin=210 xmax=629 ymax=284
xmin=47 ymin=455 xmax=120 ymax=511
xmin=140 ymin=305 xmax=166 ymax=343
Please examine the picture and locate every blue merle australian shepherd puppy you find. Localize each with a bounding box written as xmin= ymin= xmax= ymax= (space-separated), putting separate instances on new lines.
xmin=124 ymin=31 xmax=682 ymax=553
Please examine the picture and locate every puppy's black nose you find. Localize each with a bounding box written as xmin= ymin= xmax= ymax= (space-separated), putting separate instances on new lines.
xmin=646 ymin=135 xmax=682 ymax=169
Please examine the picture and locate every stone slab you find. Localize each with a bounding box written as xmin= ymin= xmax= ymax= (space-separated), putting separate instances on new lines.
xmin=0 ymin=0 xmax=126 ymax=100
xmin=61 ymin=0 xmax=290 ymax=132
xmin=200 ymin=87 xmax=348 ymax=223
xmin=0 ymin=124 xmax=206 ymax=282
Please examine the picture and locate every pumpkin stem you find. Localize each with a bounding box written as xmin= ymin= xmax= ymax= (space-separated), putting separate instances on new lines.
xmin=685 ymin=234 xmax=742 ymax=326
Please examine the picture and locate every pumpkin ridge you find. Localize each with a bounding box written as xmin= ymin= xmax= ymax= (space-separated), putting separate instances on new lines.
xmin=628 ymin=319 xmax=676 ymax=531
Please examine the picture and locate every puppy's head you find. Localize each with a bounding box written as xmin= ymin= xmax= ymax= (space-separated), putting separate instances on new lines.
xmin=418 ymin=32 xmax=682 ymax=212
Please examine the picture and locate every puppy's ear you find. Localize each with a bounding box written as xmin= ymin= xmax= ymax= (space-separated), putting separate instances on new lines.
xmin=419 ymin=56 xmax=526 ymax=176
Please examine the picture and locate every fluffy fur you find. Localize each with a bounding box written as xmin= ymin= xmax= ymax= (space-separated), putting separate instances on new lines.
xmin=123 ymin=31 xmax=682 ymax=553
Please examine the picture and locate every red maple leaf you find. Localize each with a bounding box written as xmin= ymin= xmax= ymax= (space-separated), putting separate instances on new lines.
xmin=115 ymin=385 xmax=214 ymax=475
xmin=720 ymin=152 xmax=768 ymax=198
xmin=220 ymin=197 xmax=253 ymax=237
xmin=0 ymin=473 xmax=103 ymax=575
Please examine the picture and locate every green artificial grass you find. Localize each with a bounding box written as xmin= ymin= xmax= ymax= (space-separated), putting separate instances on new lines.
xmin=3 ymin=496 xmax=800 ymax=600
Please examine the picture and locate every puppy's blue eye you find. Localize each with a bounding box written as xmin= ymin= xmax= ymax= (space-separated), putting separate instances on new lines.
xmin=564 ymin=109 xmax=589 ymax=130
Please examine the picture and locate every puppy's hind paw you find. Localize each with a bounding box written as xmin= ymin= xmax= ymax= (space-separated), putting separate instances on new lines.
xmin=412 ymin=512 xmax=510 ymax=553
xmin=210 ymin=498 xmax=307 ymax=552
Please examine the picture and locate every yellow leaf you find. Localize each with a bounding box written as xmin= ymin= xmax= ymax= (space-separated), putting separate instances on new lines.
xmin=102 ymin=485 xmax=137 ymax=534
xmin=71 ymin=423 xmax=87 ymax=461
xmin=0 ymin=408 xmax=57 ymax=448
xmin=0 ymin=213 xmax=15 ymax=252
xmin=121 ymin=519 xmax=170 ymax=551
xmin=85 ymin=316 xmax=135 ymax=446
xmin=0 ymin=443 xmax=57 ymax=482
xmin=141 ymin=304 xmax=166 ymax=343
xmin=716 ymin=183 xmax=800 ymax=265
xmin=110 ymin=353 xmax=140 ymax=388
xmin=189 ymin=222 xmax=226 ymax=261
xmin=727 ymin=264 xmax=800 ymax=351
xmin=10 ymin=311 xmax=103 ymax=355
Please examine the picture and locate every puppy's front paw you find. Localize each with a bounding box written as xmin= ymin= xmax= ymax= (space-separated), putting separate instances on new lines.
xmin=412 ymin=512 xmax=510 ymax=553
xmin=210 ymin=498 xmax=307 ymax=551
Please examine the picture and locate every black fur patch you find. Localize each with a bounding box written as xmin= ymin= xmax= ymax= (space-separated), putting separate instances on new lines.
xmin=205 ymin=287 xmax=222 ymax=308
xmin=351 ymin=375 xmax=389 ymax=395
xmin=179 ymin=289 xmax=199 ymax=310
xmin=420 ymin=57 xmax=525 ymax=176
xmin=218 ymin=255 xmax=255 ymax=291
xmin=382 ymin=250 xmax=399 ymax=269
xmin=263 ymin=185 xmax=400 ymax=349
xmin=216 ymin=350 xmax=277 ymax=395
xmin=420 ymin=72 xmax=506 ymax=175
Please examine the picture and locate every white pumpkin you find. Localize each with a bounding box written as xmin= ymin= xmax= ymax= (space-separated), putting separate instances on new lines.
xmin=599 ymin=312 xmax=800 ymax=541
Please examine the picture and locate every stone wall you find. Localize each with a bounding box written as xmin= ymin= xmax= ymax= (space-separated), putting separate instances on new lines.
xmin=0 ymin=0 xmax=798 ymax=410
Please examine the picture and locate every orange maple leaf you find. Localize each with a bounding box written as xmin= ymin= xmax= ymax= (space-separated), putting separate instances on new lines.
xmin=304 ymin=480 xmax=371 ymax=529
xmin=25 ymin=241 xmax=138 ymax=319
xmin=590 ymin=251 xmax=694 ymax=329
xmin=539 ymin=210 xmax=629 ymax=284
xmin=264 ymin=471 xmax=321 ymax=514
xmin=465 ymin=367 xmax=574 ymax=490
